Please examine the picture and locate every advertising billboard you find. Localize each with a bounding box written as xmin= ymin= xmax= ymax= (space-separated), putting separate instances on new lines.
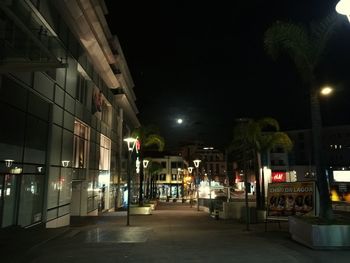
xmin=267 ymin=181 xmax=315 ymax=218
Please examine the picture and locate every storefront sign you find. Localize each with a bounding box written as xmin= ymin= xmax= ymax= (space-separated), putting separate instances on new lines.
xmin=267 ymin=181 xmax=315 ymax=218
xmin=271 ymin=171 xmax=286 ymax=183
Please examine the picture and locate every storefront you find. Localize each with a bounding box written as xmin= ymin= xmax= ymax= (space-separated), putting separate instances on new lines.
xmin=0 ymin=77 xmax=49 ymax=228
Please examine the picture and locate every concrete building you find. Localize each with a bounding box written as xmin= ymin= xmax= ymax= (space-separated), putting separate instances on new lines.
xmin=252 ymin=125 xmax=350 ymax=187
xmin=143 ymin=153 xmax=186 ymax=200
xmin=0 ymin=0 xmax=139 ymax=228
xmin=180 ymin=144 xmax=228 ymax=184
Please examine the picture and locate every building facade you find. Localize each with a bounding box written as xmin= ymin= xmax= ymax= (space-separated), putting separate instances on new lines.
xmin=0 ymin=0 xmax=139 ymax=228
xmin=180 ymin=144 xmax=228 ymax=184
xmin=144 ymin=154 xmax=186 ymax=200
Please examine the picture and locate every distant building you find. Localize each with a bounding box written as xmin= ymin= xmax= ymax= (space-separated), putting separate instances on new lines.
xmin=268 ymin=125 xmax=350 ymax=182
xmin=230 ymin=125 xmax=350 ymax=195
xmin=179 ymin=143 xmax=228 ymax=184
xmin=143 ymin=152 xmax=186 ymax=199
xmin=0 ymin=1 xmax=139 ymax=228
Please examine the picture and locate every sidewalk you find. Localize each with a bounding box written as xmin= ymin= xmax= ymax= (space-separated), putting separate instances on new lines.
xmin=0 ymin=224 xmax=69 ymax=262
xmin=1 ymin=202 xmax=350 ymax=263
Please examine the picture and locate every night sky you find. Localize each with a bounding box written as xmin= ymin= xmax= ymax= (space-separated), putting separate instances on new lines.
xmin=105 ymin=0 xmax=350 ymax=150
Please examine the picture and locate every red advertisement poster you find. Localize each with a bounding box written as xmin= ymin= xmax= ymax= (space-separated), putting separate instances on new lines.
xmin=267 ymin=181 xmax=315 ymax=218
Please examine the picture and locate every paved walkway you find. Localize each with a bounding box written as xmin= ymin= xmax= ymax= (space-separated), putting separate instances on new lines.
xmin=2 ymin=202 xmax=350 ymax=262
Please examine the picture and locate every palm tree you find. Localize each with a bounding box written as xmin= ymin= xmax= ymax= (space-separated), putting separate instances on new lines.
xmin=257 ymin=118 xmax=293 ymax=209
xmin=230 ymin=118 xmax=292 ymax=210
xmin=264 ymin=13 xmax=340 ymax=220
xmin=147 ymin=161 xmax=163 ymax=199
xmin=132 ymin=125 xmax=164 ymax=206
xmin=230 ymin=118 xmax=255 ymax=230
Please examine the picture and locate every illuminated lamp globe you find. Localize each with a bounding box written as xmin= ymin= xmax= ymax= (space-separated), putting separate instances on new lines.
xmin=336 ymin=0 xmax=350 ymax=22
xmin=320 ymin=86 xmax=333 ymax=96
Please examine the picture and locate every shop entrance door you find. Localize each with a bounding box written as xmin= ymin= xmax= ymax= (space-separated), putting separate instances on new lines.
xmin=0 ymin=174 xmax=18 ymax=227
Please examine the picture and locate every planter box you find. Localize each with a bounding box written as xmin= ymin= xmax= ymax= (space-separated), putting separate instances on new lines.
xmin=289 ymin=216 xmax=350 ymax=249
xmin=130 ymin=206 xmax=152 ymax=215
xmin=221 ymin=201 xmax=256 ymax=220
xmin=144 ymin=203 xmax=156 ymax=210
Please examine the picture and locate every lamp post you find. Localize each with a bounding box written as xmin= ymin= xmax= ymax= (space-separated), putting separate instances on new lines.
xmin=188 ymin=166 xmax=194 ymax=207
xmin=143 ymin=159 xmax=149 ymax=201
xmin=203 ymin=147 xmax=214 ymax=214
xmin=193 ymin=159 xmax=201 ymax=211
xmin=209 ymin=169 xmax=213 ymax=214
xmin=124 ymin=137 xmax=137 ymax=226
xmin=336 ymin=0 xmax=350 ymax=22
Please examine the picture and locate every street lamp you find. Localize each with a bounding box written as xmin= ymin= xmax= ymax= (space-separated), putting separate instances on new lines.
xmin=124 ymin=137 xmax=137 ymax=226
xmin=320 ymin=86 xmax=334 ymax=96
xmin=336 ymin=0 xmax=350 ymax=22
xmin=203 ymin=147 xmax=214 ymax=214
xmin=193 ymin=159 xmax=201 ymax=211
xmin=143 ymin=159 xmax=149 ymax=169
xmin=188 ymin=166 xmax=194 ymax=207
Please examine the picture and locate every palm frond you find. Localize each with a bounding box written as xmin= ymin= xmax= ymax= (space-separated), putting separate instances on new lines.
xmin=132 ymin=125 xmax=165 ymax=151
xmin=257 ymin=117 xmax=280 ymax=131
xmin=144 ymin=134 xmax=165 ymax=151
xmin=310 ymin=12 xmax=341 ymax=65
xmin=264 ymin=21 xmax=314 ymax=82
xmin=269 ymin=132 xmax=293 ymax=152
xmin=148 ymin=161 xmax=162 ymax=174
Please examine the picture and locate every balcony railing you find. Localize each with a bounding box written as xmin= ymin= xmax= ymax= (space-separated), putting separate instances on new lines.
xmin=0 ymin=0 xmax=67 ymax=71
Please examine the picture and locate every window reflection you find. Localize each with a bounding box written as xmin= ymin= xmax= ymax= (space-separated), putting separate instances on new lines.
xmin=73 ymin=120 xmax=90 ymax=168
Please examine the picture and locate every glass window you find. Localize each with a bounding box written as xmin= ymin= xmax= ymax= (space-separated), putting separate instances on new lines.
xmin=47 ymin=167 xmax=60 ymax=209
xmin=76 ymin=73 xmax=88 ymax=105
xmin=99 ymin=134 xmax=111 ymax=170
xmin=59 ymin=168 xmax=72 ymax=206
xmin=24 ymin=115 xmax=48 ymax=164
xmin=161 ymin=162 xmax=166 ymax=168
xmin=17 ymin=173 xmax=44 ymax=227
xmin=101 ymin=100 xmax=112 ymax=126
xmin=1 ymin=174 xmax=17 ymax=227
xmin=49 ymin=125 xmax=62 ymax=166
xmin=46 ymin=208 xmax=58 ymax=221
xmin=0 ymin=103 xmax=25 ymax=161
xmin=0 ymin=77 xmax=28 ymax=111
xmin=73 ymin=120 xmax=90 ymax=168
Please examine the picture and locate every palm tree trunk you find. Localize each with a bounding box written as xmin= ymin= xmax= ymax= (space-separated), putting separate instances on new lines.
xmin=138 ymin=152 xmax=144 ymax=206
xmin=254 ymin=150 xmax=262 ymax=209
xmin=243 ymin=147 xmax=250 ymax=230
xmin=310 ymin=85 xmax=333 ymax=221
